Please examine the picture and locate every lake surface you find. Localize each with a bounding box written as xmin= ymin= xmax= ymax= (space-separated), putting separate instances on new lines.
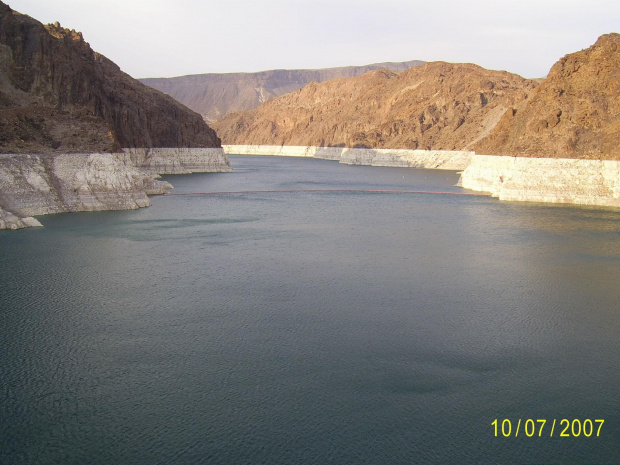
xmin=1 ymin=155 xmax=620 ymax=464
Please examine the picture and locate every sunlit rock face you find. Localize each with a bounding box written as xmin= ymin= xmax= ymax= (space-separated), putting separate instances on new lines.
xmin=140 ymin=61 xmax=425 ymax=124
xmin=213 ymin=62 xmax=537 ymax=151
xmin=459 ymin=155 xmax=620 ymax=207
xmin=474 ymin=33 xmax=620 ymax=161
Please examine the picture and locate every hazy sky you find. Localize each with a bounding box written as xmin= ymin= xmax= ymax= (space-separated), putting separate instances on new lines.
xmin=6 ymin=0 xmax=620 ymax=79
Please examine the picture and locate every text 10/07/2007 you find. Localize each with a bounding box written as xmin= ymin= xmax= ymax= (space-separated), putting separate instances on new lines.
xmin=492 ymin=419 xmax=604 ymax=437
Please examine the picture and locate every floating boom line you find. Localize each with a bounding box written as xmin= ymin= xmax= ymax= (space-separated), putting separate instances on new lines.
xmin=164 ymin=189 xmax=489 ymax=197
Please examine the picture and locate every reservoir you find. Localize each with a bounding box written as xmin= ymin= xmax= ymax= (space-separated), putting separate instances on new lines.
xmin=1 ymin=155 xmax=620 ymax=464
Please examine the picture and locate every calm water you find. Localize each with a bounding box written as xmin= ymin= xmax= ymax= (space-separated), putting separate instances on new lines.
xmin=1 ymin=155 xmax=620 ymax=464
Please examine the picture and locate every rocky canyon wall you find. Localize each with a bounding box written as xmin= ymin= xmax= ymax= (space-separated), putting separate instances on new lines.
xmin=473 ymin=34 xmax=620 ymax=160
xmin=213 ymin=63 xmax=537 ymax=150
xmin=0 ymin=2 xmax=232 ymax=230
xmin=0 ymin=2 xmax=221 ymax=154
xmin=141 ymin=61 xmax=424 ymax=124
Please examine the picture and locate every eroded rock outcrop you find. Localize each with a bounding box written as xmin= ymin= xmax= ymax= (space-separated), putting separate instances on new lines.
xmin=0 ymin=205 xmax=41 ymax=229
xmin=459 ymin=34 xmax=620 ymax=206
xmin=459 ymin=155 xmax=620 ymax=207
xmin=213 ymin=62 xmax=537 ymax=150
xmin=474 ymin=33 xmax=620 ymax=160
xmin=0 ymin=153 xmax=172 ymax=229
xmin=125 ymin=148 xmax=232 ymax=174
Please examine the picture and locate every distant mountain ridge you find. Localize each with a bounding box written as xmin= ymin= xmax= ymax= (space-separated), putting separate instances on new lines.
xmin=140 ymin=60 xmax=424 ymax=123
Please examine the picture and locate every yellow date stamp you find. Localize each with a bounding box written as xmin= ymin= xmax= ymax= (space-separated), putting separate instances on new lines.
xmin=492 ymin=419 xmax=604 ymax=437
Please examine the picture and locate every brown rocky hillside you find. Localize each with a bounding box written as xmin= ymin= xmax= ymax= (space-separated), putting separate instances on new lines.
xmin=141 ymin=61 xmax=424 ymax=124
xmin=212 ymin=62 xmax=537 ymax=150
xmin=0 ymin=1 xmax=220 ymax=154
xmin=474 ymin=33 xmax=620 ymax=159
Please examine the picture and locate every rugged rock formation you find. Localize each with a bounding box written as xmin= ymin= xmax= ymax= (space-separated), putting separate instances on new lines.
xmin=212 ymin=62 xmax=537 ymax=150
xmin=0 ymin=1 xmax=231 ymax=229
xmin=0 ymin=205 xmax=41 ymax=229
xmin=458 ymin=34 xmax=620 ymax=207
xmin=474 ymin=33 xmax=620 ymax=160
xmin=0 ymin=1 xmax=220 ymax=153
xmin=140 ymin=61 xmax=424 ymax=123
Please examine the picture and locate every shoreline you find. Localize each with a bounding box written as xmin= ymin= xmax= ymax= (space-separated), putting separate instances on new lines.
xmin=224 ymin=145 xmax=620 ymax=208
xmin=3 ymin=146 xmax=619 ymax=230
xmin=0 ymin=148 xmax=232 ymax=230
xmin=459 ymin=154 xmax=620 ymax=208
xmin=223 ymin=145 xmax=473 ymax=170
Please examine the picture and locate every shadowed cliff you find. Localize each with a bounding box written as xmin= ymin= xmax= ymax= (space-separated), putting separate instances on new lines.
xmin=0 ymin=1 xmax=231 ymax=230
xmin=0 ymin=1 xmax=220 ymax=153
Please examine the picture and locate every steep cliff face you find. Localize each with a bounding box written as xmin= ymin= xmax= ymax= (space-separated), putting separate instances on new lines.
xmin=141 ymin=61 xmax=425 ymax=123
xmin=0 ymin=1 xmax=221 ymax=153
xmin=475 ymin=33 xmax=620 ymax=160
xmin=212 ymin=62 xmax=537 ymax=150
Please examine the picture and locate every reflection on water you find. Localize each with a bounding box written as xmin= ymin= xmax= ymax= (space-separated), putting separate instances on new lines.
xmin=1 ymin=156 xmax=619 ymax=464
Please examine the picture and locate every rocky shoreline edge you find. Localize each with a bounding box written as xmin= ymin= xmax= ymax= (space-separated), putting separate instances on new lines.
xmin=0 ymin=148 xmax=231 ymax=230
xmin=223 ymin=145 xmax=474 ymax=170
xmin=4 ymin=145 xmax=617 ymax=231
xmin=459 ymin=155 xmax=620 ymax=208
xmin=224 ymin=145 xmax=620 ymax=208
